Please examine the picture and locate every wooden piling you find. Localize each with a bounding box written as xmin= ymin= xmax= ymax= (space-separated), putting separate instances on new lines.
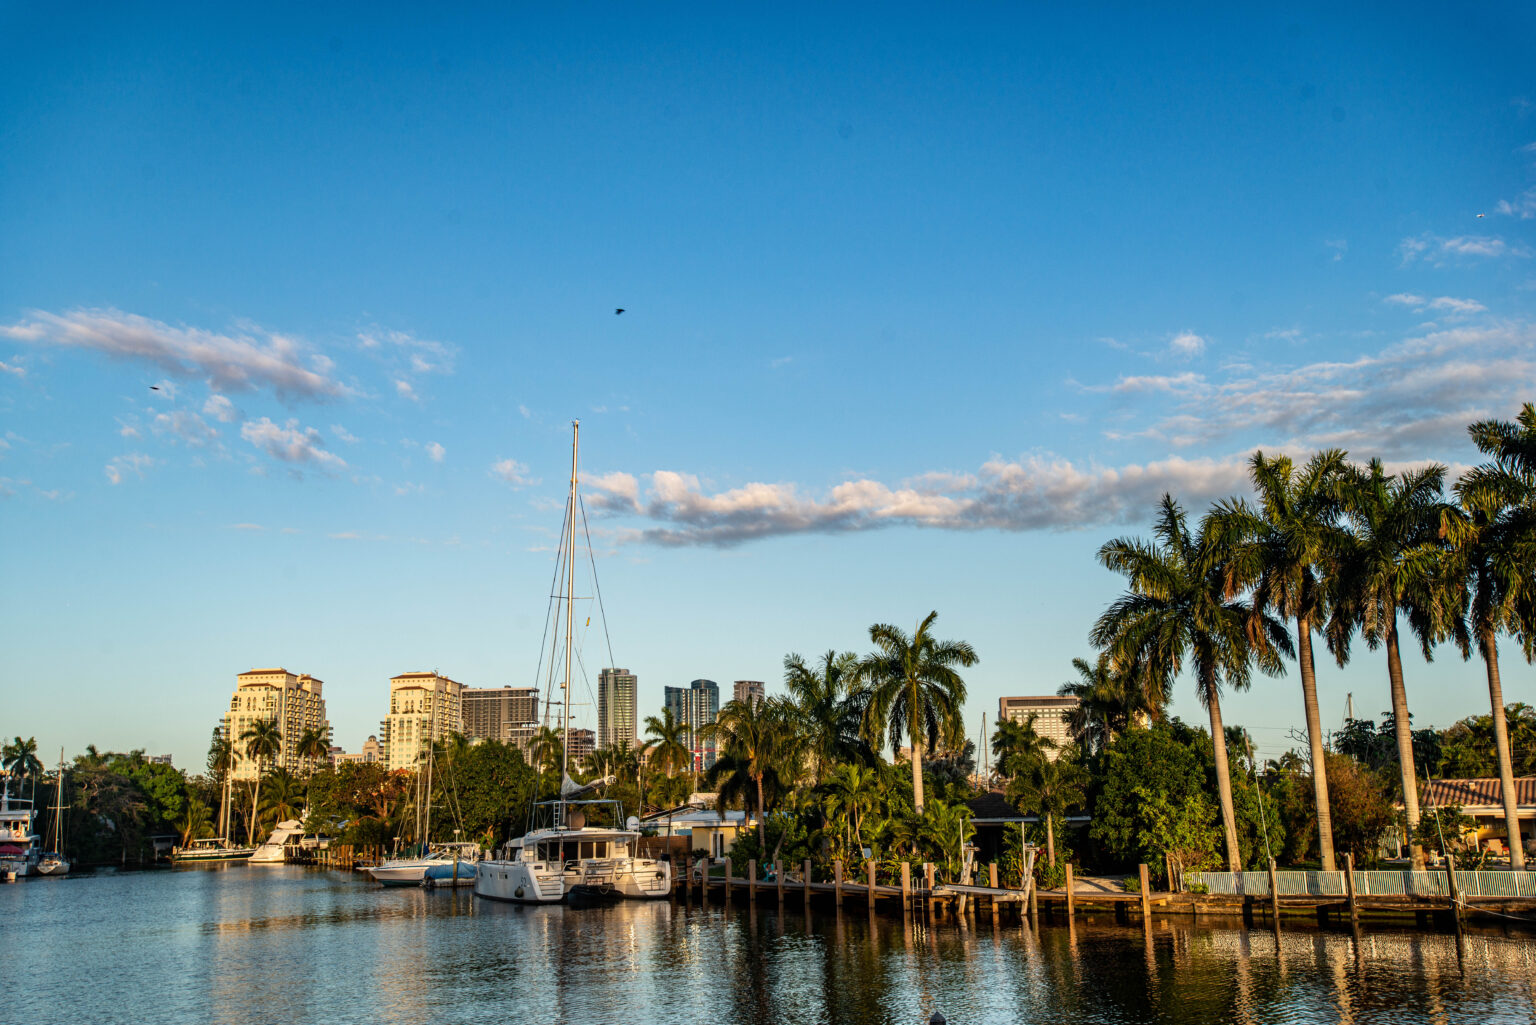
xmin=1064 ymin=861 xmax=1075 ymax=918
xmin=1138 ymin=864 xmax=1151 ymax=919
xmin=775 ymin=859 xmax=784 ymax=904
xmin=1165 ymin=851 xmax=1175 ymax=894
xmin=1446 ymin=853 xmax=1463 ymax=937
xmin=1344 ymin=852 xmax=1360 ymax=929
xmin=900 ymin=861 xmax=912 ymax=911
xmin=1029 ymin=871 xmax=1038 ymax=918
xmin=1267 ymin=858 xmax=1280 ymax=924
xmin=803 ymin=859 xmax=813 ymax=904
xmin=683 ymin=855 xmax=691 ymax=900
xmin=834 ymin=859 xmax=844 ymax=905
xmin=867 ymin=860 xmax=877 ymax=910
xmin=725 ymin=858 xmax=733 ymax=899
xmin=748 ymin=858 xmax=757 ymax=902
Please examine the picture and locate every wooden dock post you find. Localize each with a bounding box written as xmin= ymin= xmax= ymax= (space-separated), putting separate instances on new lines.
xmin=1064 ymin=861 xmax=1075 ymax=918
xmin=1267 ymin=858 xmax=1280 ymax=925
xmin=1029 ymin=872 xmax=1038 ymax=918
xmin=725 ymin=858 xmax=733 ymax=900
xmin=988 ymin=863 xmax=998 ymax=913
xmin=1165 ymin=851 xmax=1175 ymax=894
xmin=867 ymin=860 xmax=877 ymax=910
xmin=1446 ymin=853 xmax=1463 ymax=937
xmin=776 ymin=859 xmax=784 ymax=904
xmin=748 ymin=858 xmax=757 ymax=902
xmin=683 ymin=855 xmax=691 ymax=900
xmin=1138 ymin=864 xmax=1151 ymax=920
xmin=901 ymin=861 xmax=912 ymax=911
xmin=834 ymin=859 xmax=844 ymax=905
xmin=803 ymin=859 xmax=813 ymax=905
xmin=1344 ymin=852 xmax=1360 ymax=930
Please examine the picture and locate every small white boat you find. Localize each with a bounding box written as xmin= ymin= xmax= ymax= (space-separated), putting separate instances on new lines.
xmin=368 ymin=843 xmax=481 ymax=887
xmin=37 ymin=751 xmax=70 ymax=876
xmin=249 ymin=820 xmax=306 ymax=864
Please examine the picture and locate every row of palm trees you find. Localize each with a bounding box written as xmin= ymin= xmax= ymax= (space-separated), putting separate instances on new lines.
xmin=208 ymin=721 xmax=333 ymax=842
xmin=1078 ymin=403 xmax=1535 ymax=873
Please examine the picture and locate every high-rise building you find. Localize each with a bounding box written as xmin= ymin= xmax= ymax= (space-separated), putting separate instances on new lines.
xmin=597 ymin=668 xmax=638 ymax=751
xmin=223 ymin=668 xmax=330 ymax=780
xmin=567 ymin=728 xmax=596 ymax=768
xmin=732 ymin=680 xmax=765 ymax=707
xmin=462 ymin=686 xmax=539 ymax=743
xmin=332 ymin=735 xmax=382 ymax=766
xmin=380 ymin=672 xmax=466 ymax=771
xmin=664 ymin=678 xmax=720 ymax=771
xmin=998 ymin=695 xmax=1081 ymax=760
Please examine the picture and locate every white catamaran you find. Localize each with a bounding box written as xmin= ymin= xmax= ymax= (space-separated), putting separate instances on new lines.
xmin=473 ymin=421 xmax=672 ymax=905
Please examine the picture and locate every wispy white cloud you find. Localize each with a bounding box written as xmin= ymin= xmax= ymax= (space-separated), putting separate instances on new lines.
xmin=1383 ymin=294 xmax=1487 ymax=316
xmin=105 ymin=452 xmax=155 ymax=485
xmin=203 ymin=394 xmax=238 ymax=423
xmin=331 ymin=424 xmax=359 ymax=444
xmin=394 ymin=379 xmax=417 ymax=402
xmin=240 ymin=417 xmax=346 ymax=470
xmin=1495 ymin=186 xmax=1536 ymax=220
xmin=426 ymin=442 xmax=445 ymax=463
xmin=1 ymin=309 xmax=348 ymax=400
xmin=0 ymin=359 xmax=25 ymax=378
xmin=1399 ymin=233 xmax=1531 ymax=265
xmin=152 ymin=409 xmax=219 ymax=446
xmin=1168 ymin=331 xmax=1206 ymax=359
xmin=1324 ymin=238 xmax=1348 ymax=261
xmin=491 ymin=458 xmax=536 ymax=487
xmin=229 ymin=522 xmax=264 ymax=531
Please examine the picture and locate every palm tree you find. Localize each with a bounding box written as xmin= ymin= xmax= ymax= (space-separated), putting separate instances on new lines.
xmin=1448 ymin=404 xmax=1536 ymax=868
xmin=991 ymin=715 xmax=1053 ymax=782
xmin=703 ymin=697 xmax=793 ymax=848
xmin=238 ymin=718 xmax=283 ymax=844
xmin=1093 ymin=495 xmax=1292 ymax=873
xmin=853 ymin=611 xmax=978 ymax=813
xmin=3 ymin=736 xmax=43 ymax=788
xmin=529 ymin=726 xmax=564 ymax=777
xmin=206 ymin=729 xmax=235 ymax=838
xmin=177 ymin=796 xmax=214 ymax=846
xmin=1213 ymin=448 xmax=1348 ymax=872
xmin=783 ymin=650 xmax=870 ymax=783
xmin=820 ymin=763 xmax=883 ymax=854
xmin=1056 ymin=654 xmax=1156 ymax=754
xmin=1329 ymin=459 xmax=1455 ymax=870
xmin=295 ymin=727 xmax=331 ymax=775
xmin=1007 ymin=752 xmax=1088 ymax=869
xmin=917 ymin=800 xmax=975 ymax=881
xmin=262 ymin=768 xmax=305 ymax=825
xmin=642 ymin=708 xmax=693 ymax=788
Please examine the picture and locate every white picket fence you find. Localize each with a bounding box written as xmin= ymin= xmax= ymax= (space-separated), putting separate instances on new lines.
xmin=1183 ymin=869 xmax=1536 ymax=898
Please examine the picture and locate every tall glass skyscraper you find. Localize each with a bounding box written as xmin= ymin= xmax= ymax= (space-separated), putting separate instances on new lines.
xmin=597 ymin=668 xmax=638 ymax=751
xmin=664 ymin=678 xmax=720 ymax=771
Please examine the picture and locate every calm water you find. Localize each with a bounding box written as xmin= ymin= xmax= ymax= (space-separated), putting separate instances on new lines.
xmin=8 ymin=866 xmax=1536 ymax=1024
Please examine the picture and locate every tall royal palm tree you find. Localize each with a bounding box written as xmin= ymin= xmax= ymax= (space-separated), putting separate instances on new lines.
xmin=206 ymin=729 xmax=235 ymax=838
xmin=1093 ymin=495 xmax=1292 ymax=873
xmin=1448 ymin=404 xmax=1536 ymax=868
xmin=1329 ymin=459 xmax=1455 ymax=870
xmin=238 ymin=718 xmax=283 ymax=843
xmin=783 ymin=650 xmax=868 ymax=784
xmin=1213 ymin=448 xmax=1348 ymax=872
xmin=853 ymin=611 xmax=978 ymax=814
xmin=642 ymin=708 xmax=693 ymax=790
xmin=704 ymin=696 xmax=794 ymax=848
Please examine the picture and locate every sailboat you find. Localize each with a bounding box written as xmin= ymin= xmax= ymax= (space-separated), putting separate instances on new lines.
xmin=36 ymin=750 xmax=69 ymax=876
xmin=368 ymin=742 xmax=480 ymax=887
xmin=474 ymin=421 xmax=672 ymax=904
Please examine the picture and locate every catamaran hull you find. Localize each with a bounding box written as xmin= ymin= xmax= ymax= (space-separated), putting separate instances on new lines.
xmin=473 ymin=861 xmax=565 ymax=904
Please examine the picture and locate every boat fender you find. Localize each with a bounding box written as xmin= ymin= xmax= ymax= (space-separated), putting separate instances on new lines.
xmin=515 ymin=886 xmax=525 ymax=899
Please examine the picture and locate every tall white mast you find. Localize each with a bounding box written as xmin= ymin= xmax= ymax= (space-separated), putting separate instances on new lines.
xmin=562 ymin=420 xmax=579 ymax=796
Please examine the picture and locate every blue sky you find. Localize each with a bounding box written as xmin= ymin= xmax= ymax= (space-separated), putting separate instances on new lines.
xmin=3 ymin=3 xmax=1534 ymax=770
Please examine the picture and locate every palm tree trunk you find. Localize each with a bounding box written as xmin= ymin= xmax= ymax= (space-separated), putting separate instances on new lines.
xmin=910 ymin=683 xmax=926 ymax=813
xmin=249 ymin=779 xmax=263 ymax=845
xmin=754 ymin=773 xmax=767 ymax=849
xmin=1045 ymin=812 xmax=1056 ymax=868
xmin=1385 ymin=620 xmax=1424 ymax=871
xmin=1206 ymin=682 xmax=1242 ymax=873
xmin=1482 ymin=629 xmax=1526 ymax=870
xmin=1297 ymin=616 xmax=1337 ymax=873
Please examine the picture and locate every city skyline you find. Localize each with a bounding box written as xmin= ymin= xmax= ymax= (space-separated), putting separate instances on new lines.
xmin=3 ymin=5 xmax=1534 ymax=771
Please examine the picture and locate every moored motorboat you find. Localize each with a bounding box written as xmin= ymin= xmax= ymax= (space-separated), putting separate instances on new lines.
xmin=0 ymin=782 xmax=40 ymax=879
xmin=249 ymin=820 xmax=306 ymax=863
xmin=172 ymin=838 xmax=257 ymax=863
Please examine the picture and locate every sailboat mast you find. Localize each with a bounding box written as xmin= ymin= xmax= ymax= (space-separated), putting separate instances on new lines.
xmin=562 ymin=420 xmax=579 ymax=807
xmin=53 ymin=748 xmax=64 ymax=853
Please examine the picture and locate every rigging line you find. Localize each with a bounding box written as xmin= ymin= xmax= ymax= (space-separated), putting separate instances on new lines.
xmin=532 ymin=494 xmax=570 ymax=732
xmin=578 ymin=495 xmax=617 ymax=670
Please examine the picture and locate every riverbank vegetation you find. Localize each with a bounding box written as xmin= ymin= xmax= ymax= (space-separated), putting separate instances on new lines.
xmin=5 ymin=403 xmax=1530 ymax=873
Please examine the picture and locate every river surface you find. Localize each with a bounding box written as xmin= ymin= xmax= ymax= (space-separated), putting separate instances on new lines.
xmin=8 ymin=865 xmax=1536 ymax=1024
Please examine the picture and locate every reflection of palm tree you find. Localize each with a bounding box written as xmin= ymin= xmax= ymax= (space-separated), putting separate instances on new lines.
xmin=1212 ymin=449 xmax=1348 ymax=872
xmin=239 ymin=719 xmax=283 ymax=843
xmin=1094 ymin=496 xmax=1292 ymax=872
xmin=1448 ymin=403 xmax=1536 ymax=869
xmin=853 ymin=612 xmax=977 ymax=813
xmin=1329 ymin=460 xmax=1454 ymax=870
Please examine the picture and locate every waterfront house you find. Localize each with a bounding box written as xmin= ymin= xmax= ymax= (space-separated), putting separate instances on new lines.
xmin=1419 ymin=777 xmax=1535 ymax=857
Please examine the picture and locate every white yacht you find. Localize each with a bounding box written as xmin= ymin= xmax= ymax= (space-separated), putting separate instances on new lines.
xmin=0 ymin=782 xmax=40 ymax=879
xmin=368 ymin=843 xmax=481 ymax=887
xmin=473 ymin=421 xmax=672 ymax=906
xmin=249 ymin=820 xmax=306 ymax=864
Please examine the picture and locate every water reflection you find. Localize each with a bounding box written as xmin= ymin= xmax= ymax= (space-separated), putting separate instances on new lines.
xmin=5 ymin=868 xmax=1536 ymax=1024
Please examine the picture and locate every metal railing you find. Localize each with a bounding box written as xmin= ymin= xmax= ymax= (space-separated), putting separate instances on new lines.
xmin=1184 ymin=869 xmax=1536 ymax=897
